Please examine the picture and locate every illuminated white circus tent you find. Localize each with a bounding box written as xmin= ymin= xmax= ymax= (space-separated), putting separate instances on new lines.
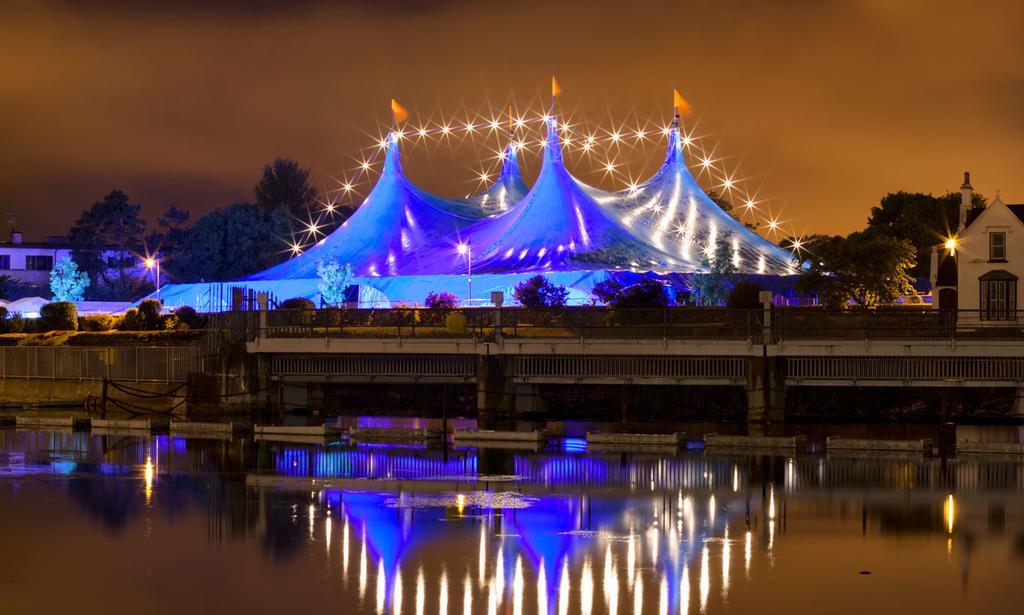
xmin=154 ymin=94 xmax=798 ymax=310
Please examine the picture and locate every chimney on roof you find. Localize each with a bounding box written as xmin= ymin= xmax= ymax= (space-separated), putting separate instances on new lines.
xmin=959 ymin=171 xmax=973 ymax=230
xmin=10 ymin=229 xmax=22 ymax=245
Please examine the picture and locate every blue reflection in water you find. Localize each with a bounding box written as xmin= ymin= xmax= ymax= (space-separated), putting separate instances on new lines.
xmin=274 ymin=446 xmax=478 ymax=479
xmin=560 ymin=437 xmax=587 ymax=453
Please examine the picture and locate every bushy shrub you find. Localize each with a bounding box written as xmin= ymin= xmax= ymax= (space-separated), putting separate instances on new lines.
xmin=425 ymin=291 xmax=458 ymax=311
xmin=78 ymin=313 xmax=118 ymax=332
xmin=422 ymin=291 xmax=458 ymax=326
xmin=592 ymin=278 xmax=669 ymax=309
xmin=514 ymin=275 xmax=569 ymax=307
xmin=6 ymin=312 xmax=26 ymax=334
xmin=39 ymin=301 xmax=78 ymax=331
xmin=726 ymin=282 xmax=765 ymax=309
xmin=279 ymin=297 xmax=315 ymax=311
xmin=173 ymin=306 xmax=207 ymax=330
xmin=118 ymin=308 xmax=146 ymax=331
xmin=138 ymin=299 xmax=163 ymax=331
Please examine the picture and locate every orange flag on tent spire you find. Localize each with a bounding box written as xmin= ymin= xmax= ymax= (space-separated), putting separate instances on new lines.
xmin=551 ymin=76 xmax=562 ymax=98
xmin=673 ymin=89 xmax=692 ymax=117
xmin=390 ymin=98 xmax=409 ymax=124
xmin=508 ymin=105 xmax=515 ymax=132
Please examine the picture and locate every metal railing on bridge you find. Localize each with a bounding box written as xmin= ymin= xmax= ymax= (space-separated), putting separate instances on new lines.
xmin=245 ymin=307 xmax=766 ymax=341
xmin=0 ymin=346 xmax=201 ymax=383
xmin=219 ymin=307 xmax=1024 ymax=343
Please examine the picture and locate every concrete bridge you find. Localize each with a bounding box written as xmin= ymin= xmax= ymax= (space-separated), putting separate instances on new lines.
xmin=234 ymin=307 xmax=1024 ymax=424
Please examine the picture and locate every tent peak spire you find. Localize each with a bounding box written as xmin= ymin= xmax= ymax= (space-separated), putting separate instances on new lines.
xmin=499 ymin=141 xmax=521 ymax=180
xmin=542 ymin=114 xmax=564 ymax=166
xmin=380 ymin=131 xmax=403 ymax=177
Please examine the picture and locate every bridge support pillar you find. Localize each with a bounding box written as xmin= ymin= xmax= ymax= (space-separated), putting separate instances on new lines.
xmin=476 ymin=356 xmax=514 ymax=428
xmin=746 ymin=356 xmax=785 ymax=427
xmin=307 ymin=383 xmax=325 ymax=414
xmin=514 ymin=383 xmax=543 ymax=415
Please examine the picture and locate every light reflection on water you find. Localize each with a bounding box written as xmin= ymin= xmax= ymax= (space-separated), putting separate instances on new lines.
xmin=1 ymin=427 xmax=1024 ymax=613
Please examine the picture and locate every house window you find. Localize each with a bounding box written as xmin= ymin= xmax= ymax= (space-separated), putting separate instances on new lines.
xmin=979 ymin=270 xmax=1018 ymax=320
xmin=25 ymin=255 xmax=54 ymax=271
xmin=0 ymin=255 xmax=9 ymax=270
xmin=989 ymin=231 xmax=1007 ymax=261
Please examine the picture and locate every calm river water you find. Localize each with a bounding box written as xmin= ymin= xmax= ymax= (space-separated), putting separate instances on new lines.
xmin=1 ymin=423 xmax=1023 ymax=614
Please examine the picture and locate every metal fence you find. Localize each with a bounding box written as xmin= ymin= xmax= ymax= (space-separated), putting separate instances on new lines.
xmin=0 ymin=346 xmax=201 ymax=383
xmin=787 ymin=356 xmax=1024 ymax=384
xmin=271 ymin=354 xmax=476 ymax=379
xmin=250 ymin=307 xmax=765 ymax=341
xmin=238 ymin=307 xmax=1024 ymax=343
xmin=514 ymin=355 xmax=748 ymax=383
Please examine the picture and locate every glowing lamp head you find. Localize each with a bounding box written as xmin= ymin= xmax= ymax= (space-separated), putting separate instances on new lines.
xmin=945 ymin=237 xmax=958 ymax=252
xmin=456 ymin=242 xmax=469 ymax=256
xmin=143 ymin=257 xmax=156 ymax=269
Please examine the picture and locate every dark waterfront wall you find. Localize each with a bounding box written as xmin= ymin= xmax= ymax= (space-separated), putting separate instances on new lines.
xmin=292 ymin=381 xmax=1019 ymax=424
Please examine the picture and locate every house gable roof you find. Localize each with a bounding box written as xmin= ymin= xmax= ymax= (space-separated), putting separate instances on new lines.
xmin=963 ymin=197 xmax=1024 ymax=233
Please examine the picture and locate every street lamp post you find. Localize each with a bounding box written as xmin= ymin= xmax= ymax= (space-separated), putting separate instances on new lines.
xmin=457 ymin=241 xmax=472 ymax=305
xmin=144 ymin=256 xmax=161 ymax=299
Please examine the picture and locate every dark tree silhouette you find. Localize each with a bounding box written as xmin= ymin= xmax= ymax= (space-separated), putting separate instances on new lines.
xmin=68 ymin=190 xmax=146 ymax=299
xmin=254 ymin=158 xmax=318 ymax=219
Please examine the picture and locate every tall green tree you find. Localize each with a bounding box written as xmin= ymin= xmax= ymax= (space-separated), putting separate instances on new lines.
xmin=254 ymin=158 xmax=318 ymax=219
xmin=68 ymin=190 xmax=146 ymax=299
xmin=146 ymin=205 xmax=190 ymax=259
xmin=865 ymin=191 xmax=986 ymax=277
xmin=164 ymin=202 xmax=290 ymax=282
xmin=796 ymin=231 xmax=917 ymax=308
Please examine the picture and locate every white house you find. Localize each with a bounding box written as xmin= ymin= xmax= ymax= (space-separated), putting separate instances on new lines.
xmin=931 ymin=172 xmax=1023 ymax=320
xmin=0 ymin=229 xmax=142 ymax=295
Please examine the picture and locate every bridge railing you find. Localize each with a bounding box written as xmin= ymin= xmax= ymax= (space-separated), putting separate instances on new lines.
xmin=773 ymin=309 xmax=1024 ymax=341
xmin=250 ymin=307 xmax=766 ymax=341
xmin=228 ymin=307 xmax=1024 ymax=343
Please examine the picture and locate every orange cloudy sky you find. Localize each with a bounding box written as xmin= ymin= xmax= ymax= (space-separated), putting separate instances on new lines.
xmin=1 ymin=0 xmax=1022 ymax=240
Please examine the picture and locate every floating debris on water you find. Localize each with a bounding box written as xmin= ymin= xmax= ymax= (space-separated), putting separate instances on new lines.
xmin=385 ymin=491 xmax=536 ymax=510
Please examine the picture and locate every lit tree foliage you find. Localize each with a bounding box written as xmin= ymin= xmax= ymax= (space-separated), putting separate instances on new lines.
xmin=49 ymin=255 xmax=90 ymax=302
xmin=796 ymin=231 xmax=917 ymax=308
xmin=689 ymin=239 xmax=738 ymax=306
xmin=316 ymin=257 xmax=354 ymax=306
xmin=865 ymin=191 xmax=986 ymax=277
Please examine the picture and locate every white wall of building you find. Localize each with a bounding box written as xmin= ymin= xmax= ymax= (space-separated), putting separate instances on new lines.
xmin=956 ymin=196 xmax=1023 ymax=312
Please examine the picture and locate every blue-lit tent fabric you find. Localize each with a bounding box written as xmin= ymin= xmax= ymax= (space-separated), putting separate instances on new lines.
xmin=429 ymin=117 xmax=687 ymax=275
xmin=247 ymin=133 xmax=487 ymax=281
xmin=464 ymin=142 xmax=529 ymax=216
xmin=584 ymin=116 xmax=795 ymax=275
xmin=154 ymin=112 xmax=797 ymax=309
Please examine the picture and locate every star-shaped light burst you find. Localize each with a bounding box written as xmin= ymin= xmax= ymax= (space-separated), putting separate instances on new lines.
xmin=280 ymin=102 xmax=798 ymax=259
